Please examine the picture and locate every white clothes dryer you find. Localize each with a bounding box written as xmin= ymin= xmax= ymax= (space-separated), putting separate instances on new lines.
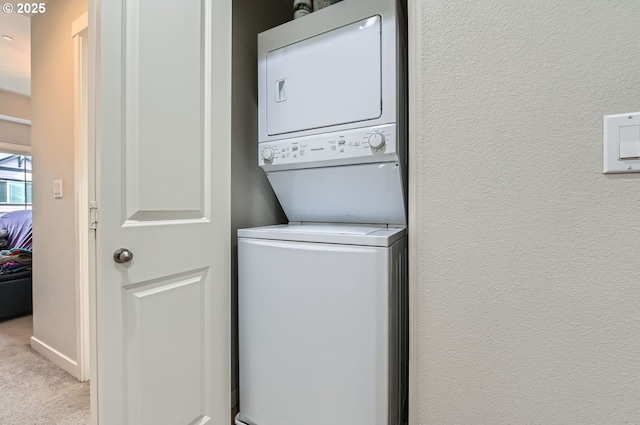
xmin=257 ymin=0 xmax=408 ymax=225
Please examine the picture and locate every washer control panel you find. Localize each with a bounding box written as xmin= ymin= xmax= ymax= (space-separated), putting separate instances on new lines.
xmin=258 ymin=124 xmax=396 ymax=168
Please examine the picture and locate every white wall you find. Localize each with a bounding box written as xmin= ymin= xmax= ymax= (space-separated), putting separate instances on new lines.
xmin=410 ymin=1 xmax=640 ymax=424
xmin=231 ymin=0 xmax=290 ymax=408
xmin=30 ymin=0 xmax=87 ymax=378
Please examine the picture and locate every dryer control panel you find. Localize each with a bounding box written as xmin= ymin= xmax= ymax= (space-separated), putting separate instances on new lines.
xmin=258 ymin=124 xmax=397 ymax=170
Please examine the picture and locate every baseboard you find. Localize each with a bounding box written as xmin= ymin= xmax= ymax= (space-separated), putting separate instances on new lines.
xmin=30 ymin=336 xmax=80 ymax=379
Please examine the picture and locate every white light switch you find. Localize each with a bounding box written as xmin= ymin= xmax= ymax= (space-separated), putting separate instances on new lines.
xmin=619 ymin=125 xmax=640 ymax=159
xmin=53 ymin=179 xmax=63 ymax=198
xmin=603 ymin=112 xmax=640 ymax=173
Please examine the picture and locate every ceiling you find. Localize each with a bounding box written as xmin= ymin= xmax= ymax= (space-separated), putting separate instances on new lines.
xmin=0 ymin=5 xmax=30 ymax=96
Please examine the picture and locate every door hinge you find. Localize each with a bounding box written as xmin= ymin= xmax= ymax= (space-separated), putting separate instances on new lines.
xmin=89 ymin=201 xmax=98 ymax=230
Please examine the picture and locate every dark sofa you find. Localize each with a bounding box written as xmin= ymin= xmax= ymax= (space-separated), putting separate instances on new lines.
xmin=0 ymin=270 xmax=32 ymax=321
xmin=0 ymin=210 xmax=33 ymax=321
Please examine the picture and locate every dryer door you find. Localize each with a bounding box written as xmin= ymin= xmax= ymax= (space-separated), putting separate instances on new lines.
xmin=266 ymin=16 xmax=382 ymax=136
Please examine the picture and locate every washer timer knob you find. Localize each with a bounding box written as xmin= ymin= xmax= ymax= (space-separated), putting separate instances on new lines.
xmin=262 ymin=147 xmax=275 ymax=162
xmin=368 ymin=133 xmax=386 ymax=150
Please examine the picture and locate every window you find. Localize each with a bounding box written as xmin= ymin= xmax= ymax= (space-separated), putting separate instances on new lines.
xmin=0 ymin=182 xmax=7 ymax=203
xmin=0 ymin=154 xmax=32 ymax=214
xmin=9 ymin=181 xmax=30 ymax=204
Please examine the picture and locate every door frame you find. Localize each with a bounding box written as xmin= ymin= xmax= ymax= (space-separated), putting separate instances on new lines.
xmin=72 ymin=11 xmax=92 ymax=384
xmin=84 ymin=2 xmax=100 ymax=423
xmin=407 ymin=0 xmax=417 ymax=424
xmin=73 ymin=10 xmax=99 ymax=425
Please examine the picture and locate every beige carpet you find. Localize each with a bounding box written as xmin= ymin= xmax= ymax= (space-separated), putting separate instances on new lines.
xmin=0 ymin=315 xmax=89 ymax=425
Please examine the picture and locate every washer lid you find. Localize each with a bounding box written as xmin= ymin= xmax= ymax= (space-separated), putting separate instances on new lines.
xmin=238 ymin=223 xmax=406 ymax=247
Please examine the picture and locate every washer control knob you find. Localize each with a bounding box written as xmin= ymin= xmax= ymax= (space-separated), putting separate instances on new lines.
xmin=368 ymin=133 xmax=386 ymax=150
xmin=262 ymin=147 xmax=275 ymax=162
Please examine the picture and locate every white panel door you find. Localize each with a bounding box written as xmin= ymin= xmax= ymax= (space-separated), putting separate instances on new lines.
xmin=91 ymin=1 xmax=230 ymax=424
xmin=266 ymin=16 xmax=382 ymax=136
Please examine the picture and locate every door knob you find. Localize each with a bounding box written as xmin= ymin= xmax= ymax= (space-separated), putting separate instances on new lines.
xmin=113 ymin=248 xmax=134 ymax=264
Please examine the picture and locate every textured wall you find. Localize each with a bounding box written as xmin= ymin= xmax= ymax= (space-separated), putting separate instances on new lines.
xmin=31 ymin=0 xmax=87 ymax=377
xmin=410 ymin=1 xmax=640 ymax=424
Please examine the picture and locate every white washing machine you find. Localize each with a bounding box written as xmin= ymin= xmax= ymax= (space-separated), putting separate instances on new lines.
xmin=236 ymin=224 xmax=408 ymax=425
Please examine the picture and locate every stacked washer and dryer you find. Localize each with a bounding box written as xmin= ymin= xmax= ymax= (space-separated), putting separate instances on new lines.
xmin=236 ymin=1 xmax=408 ymax=424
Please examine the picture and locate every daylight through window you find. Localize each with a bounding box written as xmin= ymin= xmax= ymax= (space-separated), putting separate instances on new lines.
xmin=0 ymin=154 xmax=32 ymax=215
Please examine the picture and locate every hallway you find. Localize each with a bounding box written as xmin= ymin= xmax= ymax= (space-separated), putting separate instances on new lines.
xmin=0 ymin=315 xmax=89 ymax=424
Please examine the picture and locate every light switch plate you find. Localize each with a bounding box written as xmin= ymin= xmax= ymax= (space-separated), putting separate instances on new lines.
xmin=53 ymin=179 xmax=63 ymax=198
xmin=604 ymin=112 xmax=640 ymax=173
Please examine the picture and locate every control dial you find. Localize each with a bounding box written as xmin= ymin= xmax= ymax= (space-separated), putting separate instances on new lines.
xmin=368 ymin=133 xmax=386 ymax=150
xmin=262 ymin=147 xmax=275 ymax=162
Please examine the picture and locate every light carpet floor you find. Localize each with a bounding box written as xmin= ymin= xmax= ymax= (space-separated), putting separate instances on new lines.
xmin=0 ymin=315 xmax=89 ymax=425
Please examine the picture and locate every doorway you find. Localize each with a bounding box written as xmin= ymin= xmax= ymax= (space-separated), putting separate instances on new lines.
xmin=0 ymin=2 xmax=93 ymax=423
